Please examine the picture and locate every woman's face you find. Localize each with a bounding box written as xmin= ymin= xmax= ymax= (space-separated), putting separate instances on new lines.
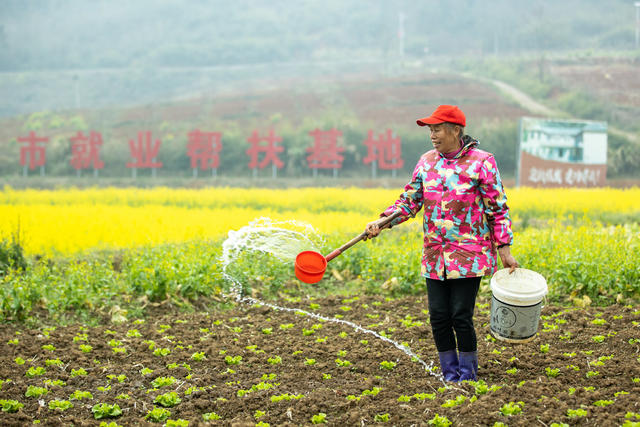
xmin=428 ymin=123 xmax=460 ymax=154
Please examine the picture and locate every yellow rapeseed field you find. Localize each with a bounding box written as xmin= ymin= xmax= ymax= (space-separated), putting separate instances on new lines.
xmin=1 ymin=186 xmax=638 ymax=255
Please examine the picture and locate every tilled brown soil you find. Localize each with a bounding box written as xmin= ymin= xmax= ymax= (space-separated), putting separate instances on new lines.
xmin=1 ymin=295 xmax=639 ymax=426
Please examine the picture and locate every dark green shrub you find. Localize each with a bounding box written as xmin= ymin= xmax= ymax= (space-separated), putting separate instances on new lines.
xmin=0 ymin=237 xmax=27 ymax=275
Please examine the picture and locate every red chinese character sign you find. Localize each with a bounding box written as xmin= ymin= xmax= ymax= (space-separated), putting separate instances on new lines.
xmin=187 ymin=129 xmax=223 ymax=177
xmin=306 ymin=128 xmax=344 ymax=178
xmin=246 ymin=130 xmax=284 ymax=178
xmin=363 ymin=129 xmax=403 ymax=178
xmin=126 ymin=131 xmax=163 ymax=178
xmin=70 ymin=131 xmax=105 ymax=177
xmin=17 ymin=131 xmax=49 ymax=176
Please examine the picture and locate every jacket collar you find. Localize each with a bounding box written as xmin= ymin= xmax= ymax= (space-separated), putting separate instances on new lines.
xmin=438 ymin=135 xmax=478 ymax=159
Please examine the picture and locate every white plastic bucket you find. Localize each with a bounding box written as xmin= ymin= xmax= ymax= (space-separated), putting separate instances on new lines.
xmin=490 ymin=268 xmax=548 ymax=343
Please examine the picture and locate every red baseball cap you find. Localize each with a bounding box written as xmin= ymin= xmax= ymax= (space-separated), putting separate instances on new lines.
xmin=416 ymin=105 xmax=466 ymax=127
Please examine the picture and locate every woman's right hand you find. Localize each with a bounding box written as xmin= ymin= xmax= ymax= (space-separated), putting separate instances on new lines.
xmin=364 ymin=217 xmax=387 ymax=241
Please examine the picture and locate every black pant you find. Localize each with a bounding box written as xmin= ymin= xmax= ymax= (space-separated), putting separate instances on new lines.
xmin=426 ymin=276 xmax=481 ymax=353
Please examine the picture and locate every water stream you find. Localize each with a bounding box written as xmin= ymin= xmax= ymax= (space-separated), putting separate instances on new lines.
xmin=220 ymin=217 xmax=441 ymax=380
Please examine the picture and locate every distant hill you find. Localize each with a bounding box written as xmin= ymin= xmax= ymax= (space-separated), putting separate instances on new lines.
xmin=1 ymin=0 xmax=638 ymax=117
xmin=1 ymin=0 xmax=635 ymax=72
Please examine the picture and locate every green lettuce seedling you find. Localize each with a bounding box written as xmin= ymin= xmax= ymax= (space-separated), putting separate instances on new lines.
xmin=166 ymin=419 xmax=189 ymax=427
xmin=545 ymin=367 xmax=560 ymax=378
xmin=153 ymin=348 xmax=171 ymax=357
xmin=48 ymin=399 xmax=73 ymax=411
xmin=267 ymin=356 xmax=282 ymax=365
xmin=380 ymin=361 xmax=397 ymax=371
xmin=0 ymin=399 xmax=24 ymax=413
xmin=362 ymin=387 xmax=381 ymax=397
xmin=428 ymin=414 xmax=452 ymax=426
xmin=225 ymin=355 xmax=242 ymax=365
xmin=374 ymin=413 xmax=390 ymax=422
xmin=413 ymin=392 xmax=436 ymax=400
xmin=442 ymin=395 xmax=467 ymax=408
xmin=25 ymin=386 xmax=48 ymax=398
xmin=70 ymin=390 xmax=93 ymax=400
xmin=73 ymin=333 xmax=88 ymax=342
xmin=500 ymin=401 xmax=523 ymax=416
xmin=154 ymin=392 xmax=182 ymax=408
xmin=71 ymin=368 xmax=88 ymax=377
xmin=145 ymin=407 xmax=171 ymax=423
xmin=92 ymin=403 xmax=123 ymax=419
xmin=26 ymin=367 xmax=46 ymax=377
xmin=45 ymin=359 xmax=64 ymax=367
xmin=151 ymin=376 xmax=177 ymax=388
xmin=311 ymin=413 xmax=327 ymax=424
xmin=567 ymin=408 xmax=588 ymax=418
xmin=191 ymin=352 xmax=206 ymax=361
xmin=335 ymin=358 xmax=351 ymax=367
xmin=202 ymin=412 xmax=221 ymax=421
xmin=271 ymin=393 xmax=303 ymax=402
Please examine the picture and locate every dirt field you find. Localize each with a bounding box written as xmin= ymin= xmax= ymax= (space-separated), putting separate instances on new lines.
xmin=548 ymin=57 xmax=640 ymax=128
xmin=0 ymin=71 xmax=527 ymax=143
xmin=549 ymin=58 xmax=640 ymax=108
xmin=1 ymin=294 xmax=639 ymax=426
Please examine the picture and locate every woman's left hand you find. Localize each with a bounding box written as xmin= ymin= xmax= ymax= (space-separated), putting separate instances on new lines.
xmin=498 ymin=245 xmax=519 ymax=273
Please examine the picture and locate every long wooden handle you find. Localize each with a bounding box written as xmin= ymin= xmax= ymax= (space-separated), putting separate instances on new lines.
xmin=325 ymin=210 xmax=403 ymax=262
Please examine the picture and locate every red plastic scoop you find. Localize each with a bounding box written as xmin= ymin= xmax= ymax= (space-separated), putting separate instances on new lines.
xmin=294 ymin=251 xmax=328 ymax=284
xmin=294 ymin=211 xmax=402 ymax=284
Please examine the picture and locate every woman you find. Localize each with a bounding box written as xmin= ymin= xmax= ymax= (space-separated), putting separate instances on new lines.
xmin=365 ymin=105 xmax=518 ymax=382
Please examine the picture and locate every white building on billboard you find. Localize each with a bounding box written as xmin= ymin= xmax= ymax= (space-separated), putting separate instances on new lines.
xmin=517 ymin=117 xmax=608 ymax=187
xmin=519 ymin=118 xmax=607 ymax=164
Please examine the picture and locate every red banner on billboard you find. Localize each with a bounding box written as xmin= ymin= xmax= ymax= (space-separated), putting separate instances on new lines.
xmin=70 ymin=131 xmax=105 ymax=170
xmin=246 ymin=129 xmax=284 ymax=170
xmin=307 ymin=128 xmax=344 ymax=169
xmin=126 ymin=131 xmax=163 ymax=169
xmin=17 ymin=131 xmax=49 ymax=170
xmin=518 ymin=151 xmax=607 ymax=187
xmin=362 ymin=129 xmax=403 ymax=170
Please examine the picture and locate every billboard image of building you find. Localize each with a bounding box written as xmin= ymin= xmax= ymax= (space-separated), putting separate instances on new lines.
xmin=517 ymin=117 xmax=608 ymax=187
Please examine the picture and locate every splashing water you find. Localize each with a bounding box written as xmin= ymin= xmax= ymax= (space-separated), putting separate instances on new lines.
xmin=221 ymin=217 xmax=323 ymax=297
xmin=220 ymin=217 xmax=441 ymax=380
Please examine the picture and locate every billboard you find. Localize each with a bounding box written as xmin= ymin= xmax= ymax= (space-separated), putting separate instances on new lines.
xmin=516 ymin=117 xmax=608 ymax=187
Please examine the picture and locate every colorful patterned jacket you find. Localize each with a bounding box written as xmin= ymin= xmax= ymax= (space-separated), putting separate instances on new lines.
xmin=382 ymin=135 xmax=513 ymax=281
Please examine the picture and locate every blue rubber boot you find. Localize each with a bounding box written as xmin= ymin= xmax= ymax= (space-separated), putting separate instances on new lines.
xmin=438 ymin=350 xmax=460 ymax=382
xmin=458 ymin=351 xmax=478 ymax=381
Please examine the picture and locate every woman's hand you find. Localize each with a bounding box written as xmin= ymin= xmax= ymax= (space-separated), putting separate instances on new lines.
xmin=498 ymin=245 xmax=519 ymax=273
xmin=364 ymin=217 xmax=388 ymax=241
